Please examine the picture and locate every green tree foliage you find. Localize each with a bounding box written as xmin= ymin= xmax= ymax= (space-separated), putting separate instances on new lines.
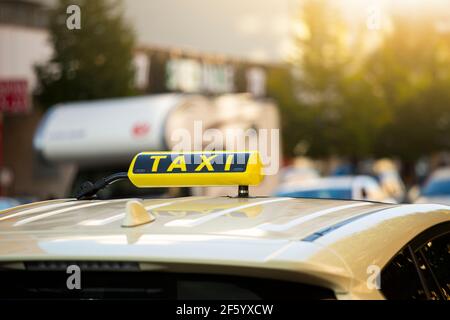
xmin=268 ymin=0 xmax=390 ymax=159
xmin=366 ymin=14 xmax=450 ymax=161
xmin=268 ymin=0 xmax=450 ymax=162
xmin=35 ymin=0 xmax=136 ymax=109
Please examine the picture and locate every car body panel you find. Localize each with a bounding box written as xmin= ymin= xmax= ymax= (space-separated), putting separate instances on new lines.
xmin=314 ymin=204 xmax=450 ymax=299
xmin=0 ymin=196 xmax=449 ymax=299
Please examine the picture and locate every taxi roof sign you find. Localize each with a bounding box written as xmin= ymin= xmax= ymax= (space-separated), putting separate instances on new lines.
xmin=127 ymin=151 xmax=264 ymax=188
xmin=75 ymin=151 xmax=264 ymax=200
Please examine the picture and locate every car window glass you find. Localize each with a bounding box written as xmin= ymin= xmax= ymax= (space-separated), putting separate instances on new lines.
xmin=381 ymin=248 xmax=428 ymax=300
xmin=418 ymin=232 xmax=450 ymax=300
xmin=413 ymin=250 xmax=442 ymax=300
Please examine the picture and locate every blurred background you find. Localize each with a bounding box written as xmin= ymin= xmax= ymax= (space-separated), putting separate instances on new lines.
xmin=0 ymin=0 xmax=449 ymax=206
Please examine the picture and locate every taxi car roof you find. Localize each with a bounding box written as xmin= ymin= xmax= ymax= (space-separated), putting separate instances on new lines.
xmin=0 ymin=196 xmax=448 ymax=298
xmin=0 ymin=196 xmax=391 ymax=240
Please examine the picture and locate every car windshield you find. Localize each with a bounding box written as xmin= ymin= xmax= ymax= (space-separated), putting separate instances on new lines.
xmin=278 ymin=188 xmax=352 ymax=200
xmin=422 ymin=179 xmax=450 ymax=196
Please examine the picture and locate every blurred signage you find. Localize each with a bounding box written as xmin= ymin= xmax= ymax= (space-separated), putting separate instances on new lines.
xmin=166 ymin=58 xmax=234 ymax=94
xmin=142 ymin=49 xmax=268 ymax=97
xmin=134 ymin=52 xmax=150 ymax=90
xmin=0 ymin=80 xmax=29 ymax=113
xmin=132 ymin=122 xmax=151 ymax=138
xmin=246 ymin=67 xmax=266 ymax=97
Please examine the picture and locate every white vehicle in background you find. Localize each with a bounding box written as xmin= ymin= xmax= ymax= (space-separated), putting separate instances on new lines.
xmin=415 ymin=167 xmax=450 ymax=206
xmin=279 ymin=166 xmax=320 ymax=184
xmin=373 ymin=159 xmax=406 ymax=203
xmin=275 ymin=175 xmax=396 ymax=203
xmin=33 ymin=93 xmax=280 ymax=199
xmin=278 ymin=157 xmax=320 ymax=185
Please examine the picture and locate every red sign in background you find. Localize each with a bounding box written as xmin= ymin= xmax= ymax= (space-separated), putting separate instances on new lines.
xmin=0 ymin=79 xmax=29 ymax=195
xmin=0 ymin=79 xmax=29 ymax=113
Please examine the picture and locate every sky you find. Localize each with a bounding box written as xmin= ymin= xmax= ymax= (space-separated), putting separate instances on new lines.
xmin=123 ymin=0 xmax=297 ymax=63
xmin=34 ymin=0 xmax=450 ymax=63
xmin=123 ymin=0 xmax=450 ymax=63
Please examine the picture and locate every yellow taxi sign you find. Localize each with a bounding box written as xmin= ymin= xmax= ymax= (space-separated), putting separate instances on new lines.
xmin=128 ymin=151 xmax=264 ymax=188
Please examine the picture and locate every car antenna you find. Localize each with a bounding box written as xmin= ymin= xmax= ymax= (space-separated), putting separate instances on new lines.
xmin=75 ymin=172 xmax=128 ymax=200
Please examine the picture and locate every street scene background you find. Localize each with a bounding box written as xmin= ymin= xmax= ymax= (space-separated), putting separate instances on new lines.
xmin=1 ymin=0 xmax=449 ymax=206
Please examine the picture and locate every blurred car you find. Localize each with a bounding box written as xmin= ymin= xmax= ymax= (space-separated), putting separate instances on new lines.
xmin=279 ymin=166 xmax=320 ymax=184
xmin=331 ymin=163 xmax=355 ymax=176
xmin=373 ymin=159 xmax=406 ymax=203
xmin=0 ymin=197 xmax=20 ymax=211
xmin=415 ymin=167 xmax=450 ymax=205
xmin=275 ymin=175 xmax=396 ymax=203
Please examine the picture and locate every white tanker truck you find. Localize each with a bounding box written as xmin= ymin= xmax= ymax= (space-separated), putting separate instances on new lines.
xmin=34 ymin=93 xmax=281 ymax=198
